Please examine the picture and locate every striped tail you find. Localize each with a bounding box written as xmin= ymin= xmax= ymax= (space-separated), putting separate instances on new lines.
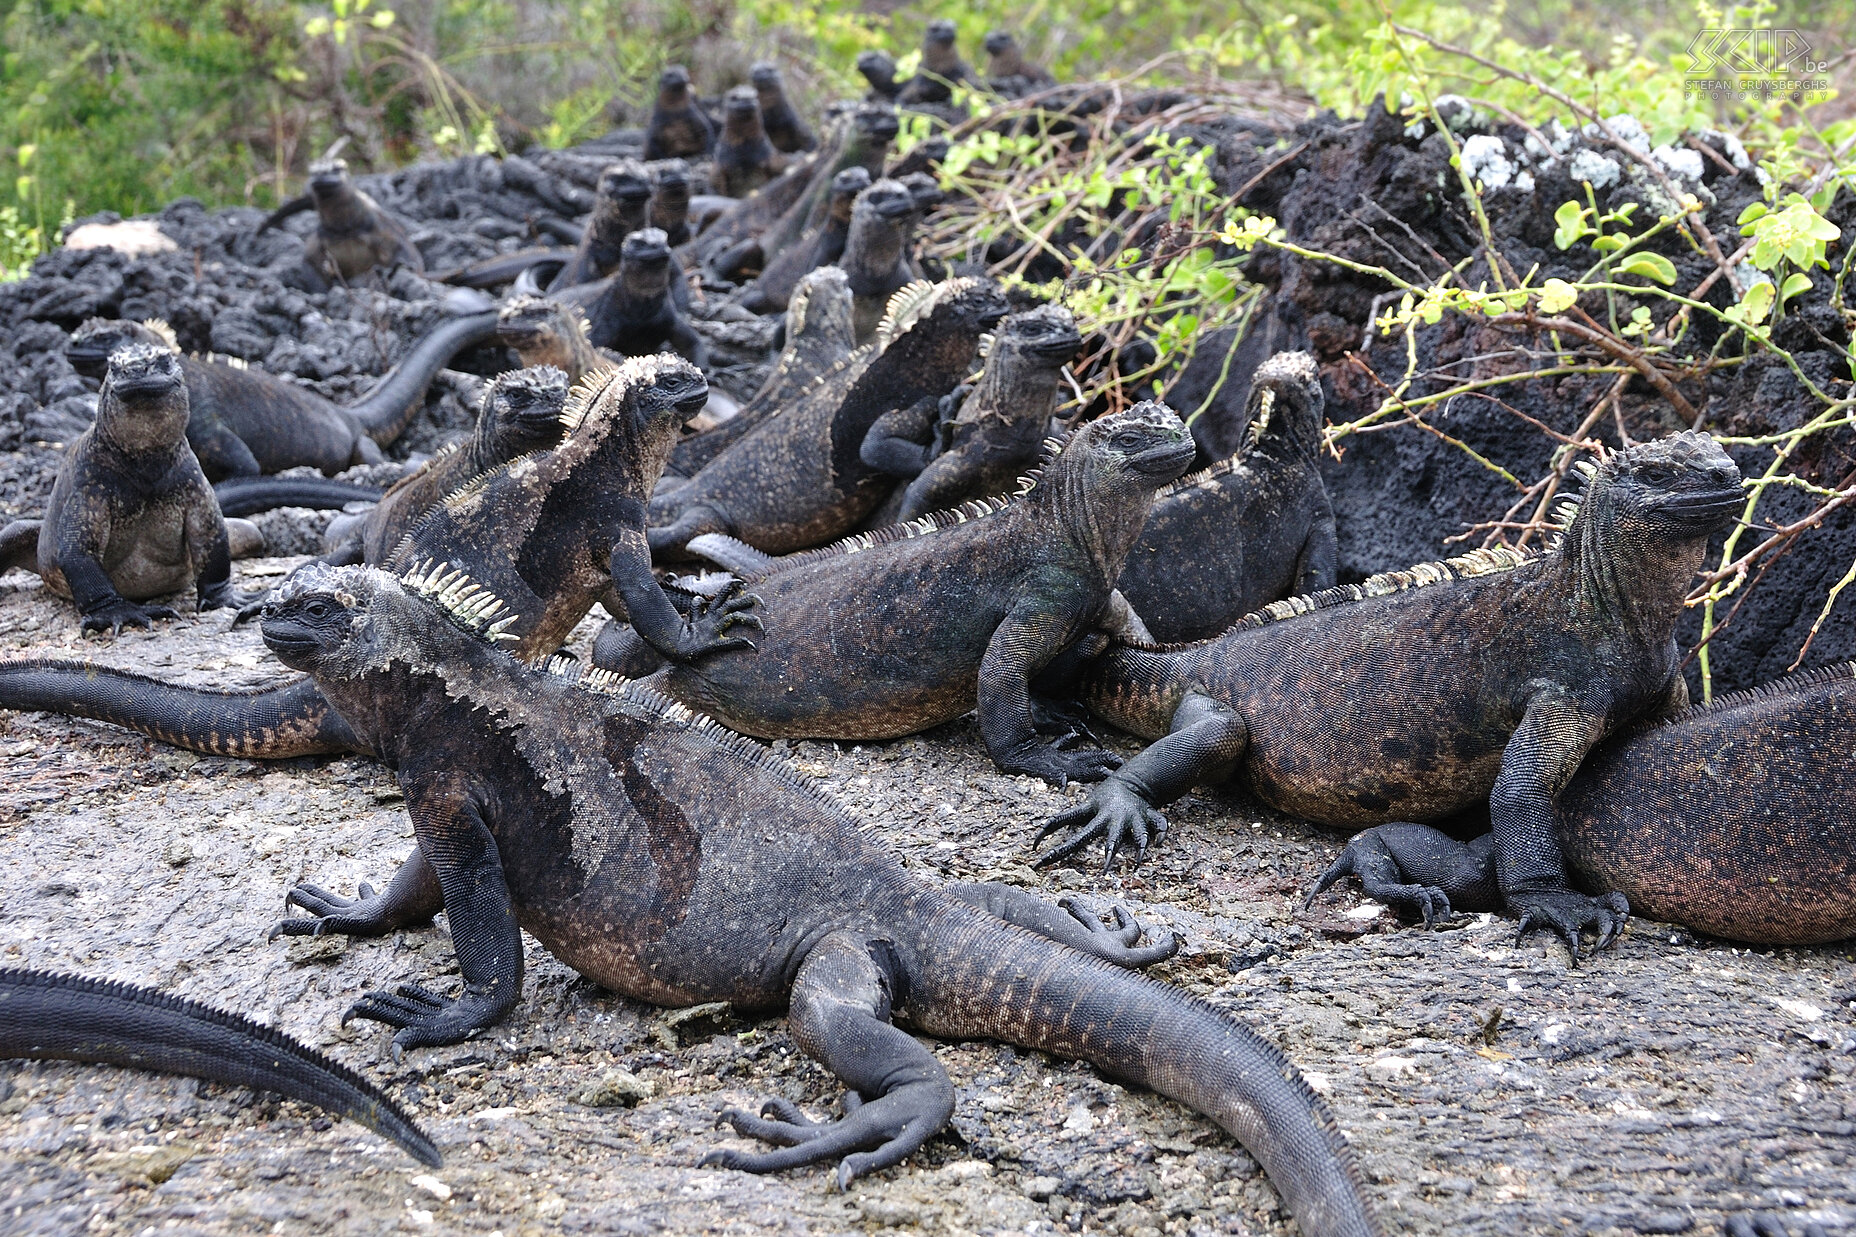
xmin=0 ymin=659 xmax=367 ymax=758
xmin=0 ymin=968 xmax=437 ymax=1165
xmin=908 ymin=903 xmax=1380 ymax=1237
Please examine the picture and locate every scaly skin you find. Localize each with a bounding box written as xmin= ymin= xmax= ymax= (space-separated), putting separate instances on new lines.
xmin=840 ymin=179 xmax=922 ymax=342
xmin=642 ymin=65 xmax=714 ymax=161
xmin=494 ymin=295 xmax=611 ymax=386
xmin=0 ymin=968 xmax=436 ymax=1165
xmin=0 ymin=358 xmax=751 ymax=758
xmin=666 ymin=266 xmax=858 ymax=481
xmin=734 ymin=166 xmax=870 ymax=314
xmin=637 ymin=404 xmax=1195 ymax=784
xmin=67 ymin=312 xmax=499 ymax=479
xmin=548 ymin=160 xmax=653 ymax=293
xmin=1308 ymin=662 xmax=1856 ymax=946
xmin=714 ymin=86 xmax=784 ymax=198
xmin=648 ymin=278 xmax=1008 ymax=557
xmin=1115 ymin=351 xmax=1337 ymax=642
xmin=259 ymin=157 xmax=423 ymax=285
xmin=1039 ymin=433 xmax=1745 ymax=961
xmin=751 ymin=61 xmax=816 ymax=153
xmin=581 ymin=228 xmax=704 ymax=365
xmin=861 ymin=303 xmax=1081 ymax=522
xmin=257 ymin=562 xmax=1381 ymax=1237
xmin=646 ymin=158 xmax=694 ymax=246
xmin=0 ymin=346 xmax=255 ymax=633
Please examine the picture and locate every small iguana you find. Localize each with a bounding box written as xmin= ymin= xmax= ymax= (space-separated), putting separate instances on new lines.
xmin=643 ymin=65 xmax=715 ymax=161
xmin=259 ymin=157 xmax=424 ymax=286
xmin=0 ymin=967 xmax=437 ymax=1166
xmin=647 ymin=157 xmax=695 ymax=246
xmin=0 ymin=345 xmax=256 ymax=633
xmin=1308 ymin=661 xmax=1856 ymax=946
xmin=984 ymin=30 xmax=1056 ymax=95
xmin=857 ymin=51 xmax=901 ymax=102
xmin=67 ymin=312 xmax=499 ymax=479
xmin=1116 ymin=351 xmax=1337 ymax=642
xmin=1036 ymin=433 xmax=1745 ymax=958
xmin=494 ymin=295 xmax=612 ymax=385
xmin=898 ymin=21 xmax=974 ymax=107
xmin=582 ymin=228 xmax=705 ymax=365
xmin=0 ymin=356 xmax=752 ymax=758
xmin=547 ymin=159 xmax=654 ymax=293
xmin=841 ymin=179 xmax=923 ymax=341
xmin=665 ymin=266 xmax=859 ymax=483
xmin=860 ymin=303 xmax=1081 ymax=522
xmin=255 ymin=561 xmax=1381 ymax=1237
xmin=627 ymin=404 xmax=1195 ymax=783
xmin=751 ymin=61 xmax=816 ymax=153
xmin=734 ymin=166 xmax=870 ymax=314
xmin=648 ymin=277 xmax=1008 ymax=556
xmin=713 ymin=85 xmax=785 ymax=198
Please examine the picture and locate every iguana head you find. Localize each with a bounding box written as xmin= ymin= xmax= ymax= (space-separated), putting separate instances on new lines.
xmin=852 ymin=102 xmax=901 ymax=149
xmin=260 ymin=562 xmax=516 ymax=681
xmin=96 ymin=344 xmax=190 ymax=454
xmin=593 ymin=159 xmax=655 ymax=236
xmin=983 ymin=30 xmax=1018 ymax=58
xmin=67 ymin=317 xmax=177 ymax=379
xmin=495 ymin=296 xmax=591 ymax=370
xmin=873 ymin=277 xmax=1010 ymax=362
xmin=1573 ymin=431 xmax=1743 ymax=539
xmin=649 ymin=158 xmax=691 ymax=206
xmin=922 ymin=18 xmax=961 ymax=68
xmin=655 ymin=65 xmax=695 ymax=108
xmin=852 ymin=179 xmax=917 ymax=233
xmin=478 ymin=365 xmax=571 ymax=459
xmin=827 ymin=167 xmax=874 ymax=225
xmin=897 ymin=171 xmax=945 ymax=222
xmin=306 ymin=158 xmax=354 ymax=204
xmin=991 ymin=304 xmax=1082 ymax=367
xmin=857 ymin=52 xmax=898 ymax=96
xmin=788 ymin=266 xmax=856 ymax=346
xmin=1040 ymin=401 xmax=1196 ymax=569
xmin=750 ymin=61 xmax=786 ymax=97
xmin=1243 ymin=350 xmax=1325 ymax=457
xmin=561 ymin=352 xmax=709 ymax=477
xmin=722 ymin=86 xmax=763 ymax=139
xmin=618 ymin=227 xmax=674 ymax=298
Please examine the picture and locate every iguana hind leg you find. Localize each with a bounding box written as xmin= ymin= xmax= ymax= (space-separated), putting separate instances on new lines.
xmin=1304 ymin=824 xmax=1499 ymax=928
xmin=273 ymin=849 xmax=444 ymax=939
xmin=701 ymin=931 xmax=954 ymax=1190
xmin=944 ymin=882 xmax=1177 ymax=967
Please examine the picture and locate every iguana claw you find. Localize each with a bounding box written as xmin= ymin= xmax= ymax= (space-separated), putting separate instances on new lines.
xmin=1511 ymin=887 xmax=1630 ymax=964
xmin=81 ymin=600 xmax=177 ymax=636
xmin=343 ymin=981 xmax=502 ymax=1052
xmin=1033 ymin=779 xmax=1168 ymax=873
xmin=701 ymin=1085 xmax=939 ymax=1190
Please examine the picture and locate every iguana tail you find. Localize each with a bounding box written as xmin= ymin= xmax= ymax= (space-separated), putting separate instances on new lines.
xmin=0 ymin=967 xmax=438 ymax=1166
xmin=0 ymin=519 xmax=42 ymax=576
xmin=344 ymin=310 xmax=500 ymax=446
xmin=685 ymin=533 xmax=777 ymax=576
xmin=213 ymin=476 xmax=384 ymax=517
xmin=909 ymin=905 xmax=1380 ymax=1237
xmin=0 ymin=660 xmax=369 ymax=758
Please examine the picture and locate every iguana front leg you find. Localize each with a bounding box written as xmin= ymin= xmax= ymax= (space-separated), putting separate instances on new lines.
xmin=342 ymin=770 xmax=524 ymax=1052
xmin=944 ymin=882 xmax=1177 ymax=967
xmin=859 ymin=395 xmax=940 ymax=479
xmin=1036 ymin=692 xmax=1247 ymax=873
xmin=184 ymin=490 xmax=259 ymax=613
xmin=272 ymin=849 xmax=444 ymax=939
xmin=979 ymin=603 xmax=1120 ymax=786
xmin=1494 ymin=689 xmax=1630 ymax=961
xmin=53 ymin=494 xmax=178 ymax=635
xmin=610 ymin=529 xmax=761 ymax=660
xmin=1294 ymin=511 xmax=1339 ymax=595
xmin=1304 ymin=824 xmax=1499 ymax=927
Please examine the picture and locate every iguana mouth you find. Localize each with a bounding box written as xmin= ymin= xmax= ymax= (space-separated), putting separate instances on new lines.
xmin=259 ymin=620 xmax=324 ymax=667
xmin=1128 ymin=439 xmax=1198 ymax=479
xmin=1653 ymin=490 xmax=1744 ymax=526
xmin=111 ymin=375 xmax=181 ymax=400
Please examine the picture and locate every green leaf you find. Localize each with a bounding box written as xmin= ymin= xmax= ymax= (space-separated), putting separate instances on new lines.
xmin=1536 ymin=278 xmax=1578 ymax=314
xmin=1617 ymin=252 xmax=1677 ymax=285
xmin=1553 ymin=200 xmax=1589 ymax=250
xmin=1779 ymin=272 xmax=1813 ymax=306
xmin=1591 ymin=235 xmax=1627 ymax=254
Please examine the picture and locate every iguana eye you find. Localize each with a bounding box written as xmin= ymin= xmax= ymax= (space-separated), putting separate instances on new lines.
xmin=305 ymin=601 xmax=330 ymax=620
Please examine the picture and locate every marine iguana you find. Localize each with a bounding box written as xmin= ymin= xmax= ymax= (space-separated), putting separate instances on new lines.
xmin=627 ymin=405 xmax=1195 ymax=784
xmin=860 ymin=303 xmax=1081 ymax=522
xmin=648 ymin=277 xmax=1008 ymax=557
xmin=495 ymin=295 xmax=612 ymax=385
xmin=0 ymin=967 xmax=437 ymax=1166
xmin=0 ymin=356 xmax=753 ymax=759
xmin=321 ymin=366 xmax=571 ymax=567
xmin=898 ymin=21 xmax=974 ymax=107
xmin=733 ymin=166 xmax=870 ymax=315
xmin=647 ymin=158 xmax=695 ymax=246
xmin=259 ymin=157 xmax=424 ymax=286
xmin=547 ymin=159 xmax=655 ymax=293
xmin=256 ymin=561 xmax=1381 ymax=1237
xmin=1036 ymin=433 xmax=1746 ymax=958
xmin=665 ymin=266 xmax=859 ymax=481
xmin=713 ymin=86 xmax=784 ymax=199
xmin=984 ymin=30 xmax=1056 ymax=95
xmin=66 ymin=312 xmax=499 ymax=479
xmin=840 ymin=180 xmax=921 ymax=341
xmin=1115 ymin=351 xmax=1337 ymax=642
xmin=751 ymin=61 xmax=816 ymax=153
xmin=0 ymin=346 xmax=256 ymax=633
xmin=1307 ymin=661 xmax=1856 ymax=946
xmin=643 ymin=65 xmax=716 ymax=161
xmin=582 ymin=228 xmax=705 ymax=365
xmin=857 ymin=51 xmax=902 ymax=102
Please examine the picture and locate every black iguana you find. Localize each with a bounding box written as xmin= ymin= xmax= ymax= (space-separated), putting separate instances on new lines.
xmin=258 ymin=157 xmax=424 ymax=286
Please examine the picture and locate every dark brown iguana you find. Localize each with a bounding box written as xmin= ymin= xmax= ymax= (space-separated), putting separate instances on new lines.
xmin=1116 ymin=351 xmax=1337 ymax=642
xmin=66 ymin=312 xmax=499 ymax=479
xmin=1036 ymin=433 xmax=1745 ymax=959
xmin=258 ymin=157 xmax=424 ymax=286
xmin=860 ymin=303 xmax=1081 ymax=522
xmin=647 ymin=157 xmax=695 ymax=246
xmin=494 ymin=295 xmax=613 ymax=385
xmin=321 ymin=365 xmax=571 ymax=566
xmin=733 ymin=166 xmax=870 ymax=315
xmin=0 ymin=345 xmax=257 ymax=633
xmin=751 ymin=61 xmax=816 ymax=153
xmin=898 ymin=21 xmax=974 ymax=107
xmin=582 ymin=228 xmax=705 ymax=365
xmin=255 ymin=561 xmax=1381 ymax=1237
xmin=0 ymin=356 xmax=753 ymax=759
xmin=840 ymin=179 xmax=923 ymax=341
xmin=857 ymin=51 xmax=901 ymax=102
xmin=1307 ymin=661 xmax=1856 ymax=946
xmin=547 ymin=160 xmax=655 ymax=293
xmin=647 ymin=277 xmax=1008 ymax=556
xmin=984 ymin=30 xmax=1056 ymax=95
xmin=623 ymin=404 xmax=1194 ymax=784
xmin=713 ymin=85 xmax=785 ymax=198
xmin=0 ymin=967 xmax=437 ymax=1166
xmin=642 ymin=65 xmax=715 ymax=161
xmin=665 ymin=265 xmax=858 ymax=483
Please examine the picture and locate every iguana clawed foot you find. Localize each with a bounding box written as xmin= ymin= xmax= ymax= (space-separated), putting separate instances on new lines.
xmin=1510 ymin=887 xmax=1630 ymax=964
xmin=1725 ymin=1212 xmax=1829 ymax=1237
xmin=996 ymin=740 xmax=1120 ymax=788
xmin=1034 ymin=779 xmax=1166 ymax=873
xmin=272 ymin=880 xmax=401 ymax=938
xmin=678 ymin=580 xmax=763 ymax=657
xmin=1304 ymin=842 xmax=1455 ymax=929
xmin=81 ymin=600 xmax=179 ymax=636
xmin=199 ymin=580 xmax=264 ymax=615
xmin=342 ymin=981 xmax=507 ymax=1054
xmin=702 ymin=1084 xmax=948 ymax=1190
xmin=1058 ymin=896 xmax=1178 ymax=966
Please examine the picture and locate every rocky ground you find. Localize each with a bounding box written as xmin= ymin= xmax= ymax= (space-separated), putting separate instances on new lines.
xmin=0 ymin=561 xmax=1852 ymax=1237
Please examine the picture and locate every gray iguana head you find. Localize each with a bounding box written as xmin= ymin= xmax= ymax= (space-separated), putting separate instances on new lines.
xmin=656 ymin=64 xmax=695 ymax=107
xmin=561 ymin=351 xmax=709 ymax=473
xmin=260 ymin=561 xmax=516 ymax=682
xmin=851 ymin=102 xmax=901 ymax=148
xmin=495 ymin=295 xmax=591 ymax=365
xmin=477 ymin=365 xmax=571 ymax=459
xmin=1034 ymin=401 xmax=1196 ymax=566
xmin=96 ymin=344 xmax=190 ymax=454
xmin=1243 ymin=350 xmax=1325 ymax=457
xmin=722 ymin=85 xmax=764 ymax=138
xmin=991 ymin=304 xmax=1082 ymax=368
xmin=306 ymin=157 xmax=354 ymax=205
xmin=874 ymin=277 xmax=1010 ymax=358
xmin=1564 ymin=431 xmax=1742 ymax=542
xmin=827 ymin=167 xmax=874 ymax=225
xmin=787 ymin=266 xmax=856 ymax=344
xmin=618 ymin=227 xmax=674 ymax=298
xmin=67 ymin=317 xmax=177 ymax=379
